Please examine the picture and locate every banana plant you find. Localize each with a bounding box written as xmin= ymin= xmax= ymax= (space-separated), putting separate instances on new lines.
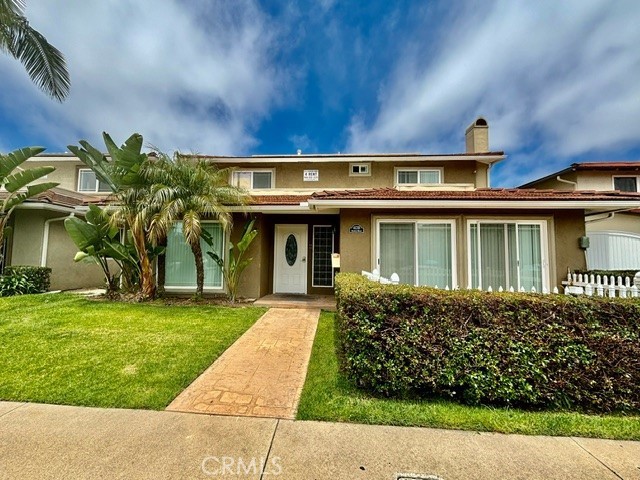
xmin=1 ymin=146 xmax=58 ymax=269
xmin=206 ymin=218 xmax=258 ymax=302
xmin=68 ymin=133 xmax=159 ymax=299
xmin=64 ymin=204 xmax=139 ymax=295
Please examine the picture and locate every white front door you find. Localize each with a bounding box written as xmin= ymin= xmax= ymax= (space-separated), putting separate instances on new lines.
xmin=274 ymin=224 xmax=307 ymax=294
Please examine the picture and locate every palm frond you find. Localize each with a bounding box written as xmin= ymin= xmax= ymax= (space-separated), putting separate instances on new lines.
xmin=4 ymin=12 xmax=69 ymax=101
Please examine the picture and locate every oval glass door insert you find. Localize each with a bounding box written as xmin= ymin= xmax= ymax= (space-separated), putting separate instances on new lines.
xmin=285 ymin=234 xmax=298 ymax=266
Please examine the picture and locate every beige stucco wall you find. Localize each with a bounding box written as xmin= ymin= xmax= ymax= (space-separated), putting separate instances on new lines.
xmin=45 ymin=220 xmax=106 ymax=290
xmin=339 ymin=210 xmax=372 ymax=274
xmin=232 ymin=214 xmax=268 ymax=300
xmin=225 ymin=160 xmax=482 ymax=189
xmin=586 ymin=212 xmax=640 ymax=235
xmin=576 ymin=171 xmax=638 ymax=190
xmin=9 ymin=209 xmax=105 ymax=290
xmin=552 ymin=210 xmax=587 ymax=284
xmin=23 ymin=159 xmax=81 ymax=191
xmin=526 ymin=171 xmax=578 ymax=190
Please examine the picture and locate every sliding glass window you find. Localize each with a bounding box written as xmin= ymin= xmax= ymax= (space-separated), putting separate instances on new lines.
xmin=469 ymin=221 xmax=545 ymax=292
xmin=165 ymin=222 xmax=224 ymax=289
xmin=378 ymin=220 xmax=455 ymax=287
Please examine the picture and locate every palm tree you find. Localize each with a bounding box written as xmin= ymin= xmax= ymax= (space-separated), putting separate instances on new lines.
xmin=148 ymin=155 xmax=249 ymax=297
xmin=0 ymin=0 xmax=70 ymax=101
xmin=1 ymin=146 xmax=58 ymax=270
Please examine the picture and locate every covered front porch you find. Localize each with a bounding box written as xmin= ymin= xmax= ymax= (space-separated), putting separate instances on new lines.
xmin=253 ymin=293 xmax=336 ymax=310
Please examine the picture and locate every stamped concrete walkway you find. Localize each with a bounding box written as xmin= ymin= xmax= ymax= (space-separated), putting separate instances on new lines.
xmin=167 ymin=307 xmax=319 ymax=419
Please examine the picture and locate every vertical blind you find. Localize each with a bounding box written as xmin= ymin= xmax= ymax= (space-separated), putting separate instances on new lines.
xmin=470 ymin=222 xmax=543 ymax=291
xmin=379 ymin=222 xmax=453 ymax=287
xmin=165 ymin=222 xmax=223 ymax=288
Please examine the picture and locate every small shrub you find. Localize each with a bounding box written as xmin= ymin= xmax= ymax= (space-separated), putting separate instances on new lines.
xmin=1 ymin=266 xmax=52 ymax=296
xmin=335 ymin=273 xmax=640 ymax=413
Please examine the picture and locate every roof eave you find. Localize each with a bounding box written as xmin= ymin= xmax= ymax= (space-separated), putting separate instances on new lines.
xmin=307 ymin=199 xmax=640 ymax=210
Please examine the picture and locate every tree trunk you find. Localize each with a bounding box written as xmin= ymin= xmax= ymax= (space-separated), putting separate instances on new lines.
xmin=156 ymin=237 xmax=167 ymax=296
xmin=132 ymin=226 xmax=155 ymax=300
xmin=190 ymin=240 xmax=204 ymax=297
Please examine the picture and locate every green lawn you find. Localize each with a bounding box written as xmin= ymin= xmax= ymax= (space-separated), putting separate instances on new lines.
xmin=0 ymin=293 xmax=265 ymax=409
xmin=298 ymin=312 xmax=640 ymax=440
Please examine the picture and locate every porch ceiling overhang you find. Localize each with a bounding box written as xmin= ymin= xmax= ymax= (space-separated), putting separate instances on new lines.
xmin=306 ymin=188 xmax=640 ymax=212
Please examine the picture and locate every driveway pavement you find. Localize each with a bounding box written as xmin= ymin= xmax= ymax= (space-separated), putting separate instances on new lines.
xmin=1 ymin=402 xmax=638 ymax=479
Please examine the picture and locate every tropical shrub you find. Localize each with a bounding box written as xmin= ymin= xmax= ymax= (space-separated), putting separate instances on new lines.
xmin=335 ymin=273 xmax=640 ymax=413
xmin=64 ymin=204 xmax=139 ymax=295
xmin=1 ymin=147 xmax=58 ymax=270
xmin=0 ymin=265 xmax=51 ymax=296
xmin=207 ymin=218 xmax=258 ymax=302
xmin=68 ymin=133 xmax=159 ymax=299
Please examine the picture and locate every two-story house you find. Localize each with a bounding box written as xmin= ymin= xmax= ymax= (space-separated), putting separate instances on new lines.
xmin=521 ymin=162 xmax=640 ymax=270
xmin=6 ymin=118 xmax=640 ymax=296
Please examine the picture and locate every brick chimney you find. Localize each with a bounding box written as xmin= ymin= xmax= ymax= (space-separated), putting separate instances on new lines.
xmin=465 ymin=117 xmax=489 ymax=153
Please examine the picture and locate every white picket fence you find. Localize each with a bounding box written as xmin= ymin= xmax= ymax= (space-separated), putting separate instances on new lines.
xmin=562 ymin=272 xmax=640 ymax=298
xmin=362 ymin=269 xmax=640 ymax=299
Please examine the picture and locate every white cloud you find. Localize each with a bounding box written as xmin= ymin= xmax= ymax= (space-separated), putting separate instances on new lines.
xmin=0 ymin=0 xmax=288 ymax=154
xmin=288 ymin=133 xmax=315 ymax=153
xmin=346 ymin=0 xmax=640 ymax=185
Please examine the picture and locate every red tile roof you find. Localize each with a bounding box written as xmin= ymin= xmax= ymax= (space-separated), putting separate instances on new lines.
xmin=310 ymin=187 xmax=640 ymax=201
xmin=251 ymin=195 xmax=311 ymax=205
xmin=0 ymin=188 xmax=103 ymax=208
xmin=572 ymin=161 xmax=640 ymax=171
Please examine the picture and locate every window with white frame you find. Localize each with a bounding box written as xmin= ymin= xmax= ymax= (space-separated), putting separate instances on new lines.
xmin=231 ymin=170 xmax=273 ymax=189
xmin=613 ymin=176 xmax=639 ymax=192
xmin=78 ymin=169 xmax=111 ymax=193
xmin=396 ymin=168 xmax=441 ymax=185
xmin=165 ymin=222 xmax=224 ymax=289
xmin=377 ymin=219 xmax=456 ymax=287
xmin=349 ymin=163 xmax=370 ymax=176
xmin=468 ymin=220 xmax=548 ymax=292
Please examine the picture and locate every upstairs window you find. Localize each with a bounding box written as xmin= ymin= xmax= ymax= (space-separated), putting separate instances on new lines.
xmin=349 ymin=163 xmax=370 ymax=176
xmin=613 ymin=176 xmax=638 ymax=192
xmin=231 ymin=170 xmax=273 ymax=189
xmin=78 ymin=169 xmax=111 ymax=193
xmin=396 ymin=168 xmax=441 ymax=185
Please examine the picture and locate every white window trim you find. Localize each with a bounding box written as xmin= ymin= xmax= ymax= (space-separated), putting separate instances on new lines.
xmin=612 ymin=175 xmax=640 ymax=192
xmin=312 ymin=225 xmax=335 ymax=288
xmin=349 ymin=162 xmax=371 ymax=177
xmin=77 ymin=168 xmax=109 ymax=193
xmin=394 ymin=167 xmax=443 ymax=186
xmin=466 ymin=219 xmax=549 ymax=292
xmin=163 ymin=220 xmax=227 ymax=292
xmin=230 ymin=168 xmax=275 ymax=189
xmin=374 ymin=218 xmax=457 ymax=288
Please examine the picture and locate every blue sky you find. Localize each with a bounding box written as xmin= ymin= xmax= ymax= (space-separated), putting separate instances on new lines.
xmin=1 ymin=0 xmax=639 ymax=186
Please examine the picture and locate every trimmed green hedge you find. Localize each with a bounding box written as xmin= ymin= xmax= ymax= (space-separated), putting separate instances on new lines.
xmin=335 ymin=273 xmax=640 ymax=413
xmin=0 ymin=266 xmax=52 ymax=296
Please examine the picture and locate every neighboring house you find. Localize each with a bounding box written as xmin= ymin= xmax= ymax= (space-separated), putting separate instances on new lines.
xmin=1 ymin=154 xmax=108 ymax=290
xmin=6 ymin=118 xmax=640 ymax=296
xmin=521 ymin=162 xmax=640 ymax=271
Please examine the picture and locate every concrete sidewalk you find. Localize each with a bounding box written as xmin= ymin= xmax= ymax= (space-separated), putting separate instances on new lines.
xmin=1 ymin=402 xmax=639 ymax=479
